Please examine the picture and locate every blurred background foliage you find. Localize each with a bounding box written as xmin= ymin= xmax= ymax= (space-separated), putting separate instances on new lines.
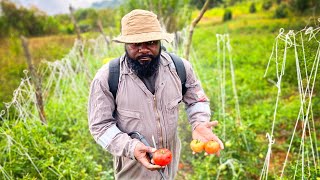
xmin=0 ymin=0 xmax=320 ymax=179
xmin=0 ymin=0 xmax=319 ymax=109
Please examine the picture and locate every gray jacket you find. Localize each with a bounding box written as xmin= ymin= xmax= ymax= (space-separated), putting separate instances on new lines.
xmin=88 ymin=51 xmax=211 ymax=179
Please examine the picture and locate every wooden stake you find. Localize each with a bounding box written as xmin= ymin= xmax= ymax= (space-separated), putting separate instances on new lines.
xmin=69 ymin=5 xmax=82 ymax=41
xmin=20 ymin=36 xmax=47 ymax=125
xmin=69 ymin=5 xmax=92 ymax=83
xmin=184 ymin=0 xmax=210 ymax=61
xmin=97 ymin=19 xmax=111 ymax=47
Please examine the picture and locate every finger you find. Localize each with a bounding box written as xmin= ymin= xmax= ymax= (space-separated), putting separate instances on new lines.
xmin=139 ymin=158 xmax=163 ymax=171
xmin=208 ymin=134 xmax=224 ymax=150
xmin=215 ymin=150 xmax=221 ymax=157
xmin=206 ymin=121 xmax=218 ymax=128
xmin=137 ymin=143 xmax=156 ymax=153
xmin=212 ymin=136 xmax=224 ymax=150
xmin=197 ymin=136 xmax=209 ymax=142
xmin=145 ymin=146 xmax=157 ymax=153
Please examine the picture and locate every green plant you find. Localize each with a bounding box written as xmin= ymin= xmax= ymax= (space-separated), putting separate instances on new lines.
xmin=274 ymin=3 xmax=289 ymax=18
xmin=249 ymin=3 xmax=257 ymax=13
xmin=223 ymin=9 xmax=232 ymax=21
xmin=290 ymin=0 xmax=311 ymax=13
xmin=262 ymin=0 xmax=273 ymax=10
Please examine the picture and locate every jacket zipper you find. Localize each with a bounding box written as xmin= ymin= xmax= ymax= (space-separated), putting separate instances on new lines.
xmin=153 ymin=95 xmax=164 ymax=148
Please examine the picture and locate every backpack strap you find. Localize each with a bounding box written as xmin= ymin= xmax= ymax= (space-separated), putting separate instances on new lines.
xmin=108 ymin=58 xmax=120 ymax=99
xmin=107 ymin=53 xmax=187 ymax=100
xmin=168 ymin=53 xmax=187 ymax=95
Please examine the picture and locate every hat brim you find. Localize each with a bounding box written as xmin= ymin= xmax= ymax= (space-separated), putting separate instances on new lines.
xmin=113 ymin=31 xmax=174 ymax=43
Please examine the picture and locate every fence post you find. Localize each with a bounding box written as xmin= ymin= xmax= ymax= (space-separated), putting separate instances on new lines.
xmin=20 ymin=36 xmax=47 ymax=125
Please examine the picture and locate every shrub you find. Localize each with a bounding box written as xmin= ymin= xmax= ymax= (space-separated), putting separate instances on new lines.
xmin=274 ymin=4 xmax=289 ymax=18
xmin=249 ymin=3 xmax=257 ymax=13
xmin=290 ymin=0 xmax=310 ymax=13
xmin=262 ymin=0 xmax=272 ymax=10
xmin=223 ymin=9 xmax=232 ymax=22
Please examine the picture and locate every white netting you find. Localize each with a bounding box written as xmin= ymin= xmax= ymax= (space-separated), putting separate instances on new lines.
xmin=260 ymin=25 xmax=319 ymax=179
xmin=0 ymin=35 xmax=113 ymax=179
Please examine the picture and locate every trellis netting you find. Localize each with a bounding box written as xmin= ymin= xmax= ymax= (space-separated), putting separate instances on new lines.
xmin=0 ymin=31 xmax=186 ymax=178
xmin=0 ymin=35 xmax=119 ymax=179
xmin=0 ymin=25 xmax=318 ymax=179
xmin=1 ymin=38 xmax=104 ymax=124
xmin=261 ymin=25 xmax=319 ymax=179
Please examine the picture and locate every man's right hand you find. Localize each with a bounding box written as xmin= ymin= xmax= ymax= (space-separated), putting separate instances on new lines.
xmin=134 ymin=142 xmax=164 ymax=171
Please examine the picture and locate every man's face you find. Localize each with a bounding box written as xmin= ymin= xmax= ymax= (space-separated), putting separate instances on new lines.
xmin=125 ymin=40 xmax=161 ymax=63
xmin=125 ymin=40 xmax=161 ymax=78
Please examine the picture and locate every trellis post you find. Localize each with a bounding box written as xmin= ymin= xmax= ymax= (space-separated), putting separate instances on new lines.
xmin=20 ymin=36 xmax=47 ymax=125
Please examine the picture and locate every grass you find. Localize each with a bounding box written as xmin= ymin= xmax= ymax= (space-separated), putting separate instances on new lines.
xmin=177 ymin=3 xmax=320 ymax=179
xmin=0 ymin=34 xmax=76 ymax=109
xmin=1 ymin=1 xmax=320 ymax=179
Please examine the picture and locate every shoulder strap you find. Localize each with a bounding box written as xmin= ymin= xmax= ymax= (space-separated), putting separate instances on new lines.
xmin=108 ymin=58 xmax=120 ymax=99
xmin=108 ymin=53 xmax=187 ymax=100
xmin=168 ymin=53 xmax=187 ymax=96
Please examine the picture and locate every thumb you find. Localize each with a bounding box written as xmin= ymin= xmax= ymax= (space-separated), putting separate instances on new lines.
xmin=206 ymin=121 xmax=218 ymax=128
xmin=139 ymin=144 xmax=156 ymax=153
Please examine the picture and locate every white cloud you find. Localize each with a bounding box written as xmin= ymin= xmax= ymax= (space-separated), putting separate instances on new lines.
xmin=16 ymin=0 xmax=104 ymax=15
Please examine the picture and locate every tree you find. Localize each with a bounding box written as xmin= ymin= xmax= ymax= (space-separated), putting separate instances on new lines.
xmin=189 ymin=0 xmax=219 ymax=9
xmin=119 ymin=0 xmax=192 ymax=33
xmin=0 ymin=0 xmax=59 ymax=36
xmin=290 ymin=0 xmax=311 ymax=13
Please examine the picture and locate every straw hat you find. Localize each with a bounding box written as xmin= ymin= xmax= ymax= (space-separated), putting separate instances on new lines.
xmin=113 ymin=9 xmax=174 ymax=43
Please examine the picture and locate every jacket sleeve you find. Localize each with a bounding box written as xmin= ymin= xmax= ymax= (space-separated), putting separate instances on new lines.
xmin=88 ymin=64 xmax=140 ymax=159
xmin=182 ymin=60 xmax=211 ymax=131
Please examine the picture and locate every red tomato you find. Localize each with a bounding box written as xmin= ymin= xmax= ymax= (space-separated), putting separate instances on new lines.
xmin=153 ymin=148 xmax=172 ymax=166
xmin=190 ymin=139 xmax=205 ymax=153
xmin=204 ymin=140 xmax=220 ymax=154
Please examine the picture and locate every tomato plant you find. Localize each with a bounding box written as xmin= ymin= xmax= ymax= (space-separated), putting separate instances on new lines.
xmin=204 ymin=141 xmax=220 ymax=154
xmin=190 ymin=139 xmax=205 ymax=153
xmin=153 ymin=148 xmax=172 ymax=166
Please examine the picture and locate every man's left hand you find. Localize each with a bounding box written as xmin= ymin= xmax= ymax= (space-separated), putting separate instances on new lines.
xmin=192 ymin=121 xmax=224 ymax=156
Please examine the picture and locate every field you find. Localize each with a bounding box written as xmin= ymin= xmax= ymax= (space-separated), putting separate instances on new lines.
xmin=0 ymin=1 xmax=319 ymax=179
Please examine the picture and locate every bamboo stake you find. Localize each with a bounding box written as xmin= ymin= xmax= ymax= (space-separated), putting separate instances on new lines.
xmin=184 ymin=0 xmax=210 ymax=61
xmin=20 ymin=36 xmax=47 ymax=125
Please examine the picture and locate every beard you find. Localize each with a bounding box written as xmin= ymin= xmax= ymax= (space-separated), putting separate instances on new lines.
xmin=126 ymin=48 xmax=161 ymax=78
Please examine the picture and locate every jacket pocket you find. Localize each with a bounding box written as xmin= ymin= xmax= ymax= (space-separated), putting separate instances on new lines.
xmin=116 ymin=108 xmax=142 ymax=133
xmin=165 ymin=97 xmax=181 ymax=144
xmin=166 ymin=97 xmax=181 ymax=125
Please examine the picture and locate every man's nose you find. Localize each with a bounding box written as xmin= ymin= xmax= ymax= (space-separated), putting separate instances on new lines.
xmin=138 ymin=43 xmax=150 ymax=53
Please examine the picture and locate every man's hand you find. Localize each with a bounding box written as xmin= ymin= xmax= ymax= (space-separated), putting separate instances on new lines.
xmin=192 ymin=121 xmax=224 ymax=156
xmin=134 ymin=142 xmax=164 ymax=171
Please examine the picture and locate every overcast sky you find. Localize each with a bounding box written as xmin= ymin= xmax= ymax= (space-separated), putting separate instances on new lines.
xmin=15 ymin=0 xmax=104 ymax=15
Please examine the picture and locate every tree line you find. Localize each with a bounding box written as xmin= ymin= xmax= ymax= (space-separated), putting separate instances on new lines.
xmin=0 ymin=0 xmax=318 ymax=38
xmin=0 ymin=0 xmax=117 ymax=37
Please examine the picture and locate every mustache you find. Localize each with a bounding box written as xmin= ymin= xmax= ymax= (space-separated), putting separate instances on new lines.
xmin=137 ymin=54 xmax=155 ymax=60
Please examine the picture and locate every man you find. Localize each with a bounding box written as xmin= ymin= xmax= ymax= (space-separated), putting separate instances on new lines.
xmin=88 ymin=9 xmax=224 ymax=179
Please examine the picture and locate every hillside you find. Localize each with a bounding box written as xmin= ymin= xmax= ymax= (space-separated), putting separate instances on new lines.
xmin=91 ymin=0 xmax=124 ymax=9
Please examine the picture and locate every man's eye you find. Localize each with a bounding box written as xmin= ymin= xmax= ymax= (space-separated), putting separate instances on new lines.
xmin=148 ymin=41 xmax=157 ymax=45
xmin=134 ymin=43 xmax=142 ymax=46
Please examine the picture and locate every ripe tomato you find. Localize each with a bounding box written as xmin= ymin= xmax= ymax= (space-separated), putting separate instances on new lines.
xmin=153 ymin=148 xmax=172 ymax=166
xmin=204 ymin=140 xmax=220 ymax=154
xmin=190 ymin=139 xmax=205 ymax=153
